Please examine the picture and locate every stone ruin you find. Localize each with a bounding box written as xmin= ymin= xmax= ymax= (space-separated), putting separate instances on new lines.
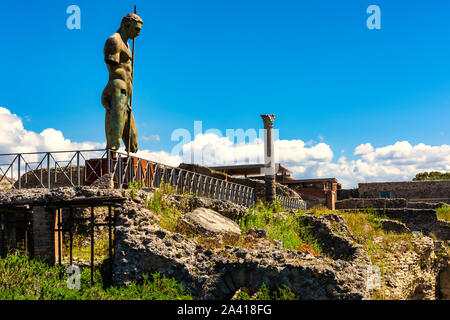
xmin=0 ymin=184 xmax=449 ymax=300
xmin=335 ymin=198 xmax=450 ymax=241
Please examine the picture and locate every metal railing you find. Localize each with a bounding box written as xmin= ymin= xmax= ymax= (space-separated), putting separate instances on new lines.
xmin=277 ymin=196 xmax=307 ymax=210
xmin=0 ymin=150 xmax=105 ymax=189
xmin=0 ymin=149 xmax=257 ymax=207
xmin=0 ymin=149 xmax=306 ymax=209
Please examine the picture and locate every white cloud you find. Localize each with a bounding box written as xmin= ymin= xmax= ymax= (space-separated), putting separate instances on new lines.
xmin=316 ymin=142 xmax=450 ymax=188
xmin=354 ymin=143 xmax=373 ymax=156
xmin=177 ymin=134 xmax=450 ymax=188
xmin=177 ymin=134 xmax=333 ymax=168
xmin=136 ymin=149 xmax=182 ymax=167
xmin=0 ymin=107 xmax=103 ymax=154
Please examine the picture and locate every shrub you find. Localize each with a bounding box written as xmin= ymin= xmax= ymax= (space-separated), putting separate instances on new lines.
xmin=239 ymin=201 xmax=322 ymax=255
xmin=436 ymin=204 xmax=450 ymax=221
xmin=413 ymin=171 xmax=450 ymax=181
xmin=233 ymin=283 xmax=298 ymax=300
xmin=0 ymin=253 xmax=192 ymax=300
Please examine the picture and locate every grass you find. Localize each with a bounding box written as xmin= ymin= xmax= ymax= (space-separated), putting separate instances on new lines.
xmin=233 ymin=283 xmax=298 ymax=300
xmin=337 ymin=208 xmax=426 ymax=300
xmin=147 ymin=183 xmax=192 ymax=232
xmin=340 ymin=208 xmax=415 ymax=260
xmin=62 ymin=231 xmax=111 ymax=264
xmin=145 ymin=184 xmax=450 ymax=300
xmin=147 ymin=184 xmax=248 ymax=249
xmin=436 ymin=204 xmax=450 ymax=221
xmin=0 ymin=252 xmax=193 ymax=300
xmin=147 ymin=187 xmax=322 ymax=256
xmin=239 ymin=201 xmax=322 ymax=256
xmin=339 ymin=208 xmax=386 ymax=244
xmin=308 ymin=206 xmax=336 ymax=216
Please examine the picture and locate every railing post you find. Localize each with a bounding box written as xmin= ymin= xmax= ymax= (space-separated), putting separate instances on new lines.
xmin=117 ymin=154 xmax=122 ymax=188
xmin=189 ymin=173 xmax=194 ymax=194
xmin=155 ymin=165 xmax=160 ymax=188
xmin=76 ymin=151 xmax=80 ymax=187
xmin=152 ymin=164 xmax=158 ymax=188
xmin=221 ymin=181 xmax=225 ymax=200
xmin=214 ymin=179 xmax=219 ymax=200
xmin=238 ymin=185 xmax=242 ymax=205
xmin=225 ymin=182 xmax=229 ymax=201
xmin=17 ymin=154 xmax=21 ymax=189
xmin=170 ymin=168 xmax=175 ymax=187
xmin=208 ymin=177 xmax=213 ymax=198
xmin=107 ymin=149 xmax=111 ymax=174
xmin=199 ymin=175 xmax=203 ymax=196
xmin=47 ymin=153 xmax=51 ymax=189
xmin=179 ymin=170 xmax=183 ymax=193
xmin=127 ymin=156 xmax=130 ymax=187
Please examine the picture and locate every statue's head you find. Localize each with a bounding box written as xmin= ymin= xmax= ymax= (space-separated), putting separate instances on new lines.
xmin=120 ymin=13 xmax=143 ymax=39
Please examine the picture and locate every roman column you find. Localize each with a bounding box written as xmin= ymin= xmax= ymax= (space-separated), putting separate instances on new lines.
xmin=261 ymin=114 xmax=276 ymax=203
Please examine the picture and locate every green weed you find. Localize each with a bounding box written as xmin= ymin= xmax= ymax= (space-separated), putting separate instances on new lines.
xmin=0 ymin=253 xmax=192 ymax=300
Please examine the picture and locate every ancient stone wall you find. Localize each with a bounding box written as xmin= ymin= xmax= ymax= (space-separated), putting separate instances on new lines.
xmin=32 ymin=207 xmax=56 ymax=264
xmin=336 ymin=198 xmax=408 ymax=210
xmin=358 ymin=181 xmax=450 ymax=202
xmin=335 ymin=198 xmax=450 ymax=241
xmin=0 ymin=187 xmax=140 ymax=265
xmin=336 ymin=198 xmax=447 ymax=211
xmin=112 ymin=201 xmax=371 ymax=300
xmin=337 ymin=188 xmax=359 ymax=200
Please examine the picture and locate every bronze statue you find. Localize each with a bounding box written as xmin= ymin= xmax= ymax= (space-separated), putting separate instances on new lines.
xmin=101 ymin=13 xmax=143 ymax=153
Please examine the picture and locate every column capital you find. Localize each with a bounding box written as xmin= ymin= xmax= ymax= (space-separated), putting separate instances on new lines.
xmin=260 ymin=114 xmax=276 ymax=128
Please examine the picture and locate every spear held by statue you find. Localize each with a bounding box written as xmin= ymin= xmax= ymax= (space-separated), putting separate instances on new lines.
xmin=127 ymin=5 xmax=137 ymax=156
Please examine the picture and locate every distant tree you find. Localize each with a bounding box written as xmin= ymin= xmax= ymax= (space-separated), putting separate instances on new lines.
xmin=413 ymin=171 xmax=450 ymax=181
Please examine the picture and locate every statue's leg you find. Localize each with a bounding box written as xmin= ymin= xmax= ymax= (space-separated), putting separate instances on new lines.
xmin=105 ymin=80 xmax=128 ymax=150
xmin=122 ymin=108 xmax=138 ymax=153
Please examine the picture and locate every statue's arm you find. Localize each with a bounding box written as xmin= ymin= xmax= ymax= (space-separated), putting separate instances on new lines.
xmin=103 ymin=36 xmax=121 ymax=66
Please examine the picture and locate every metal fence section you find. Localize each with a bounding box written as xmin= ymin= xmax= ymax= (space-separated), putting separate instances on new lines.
xmin=0 ymin=149 xmax=257 ymax=207
xmin=0 ymin=149 xmax=305 ymax=209
xmin=277 ymin=196 xmax=307 ymax=210
xmin=109 ymin=150 xmax=256 ymax=207
xmin=0 ymin=150 xmax=108 ymax=189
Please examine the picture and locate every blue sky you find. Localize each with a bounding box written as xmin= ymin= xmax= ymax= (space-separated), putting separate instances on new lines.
xmin=1 ymin=0 xmax=450 ymax=187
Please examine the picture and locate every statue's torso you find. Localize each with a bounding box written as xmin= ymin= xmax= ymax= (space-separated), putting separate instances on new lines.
xmin=104 ymin=33 xmax=133 ymax=91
